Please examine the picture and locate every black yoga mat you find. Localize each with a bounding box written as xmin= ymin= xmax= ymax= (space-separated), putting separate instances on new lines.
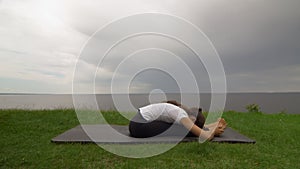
xmin=51 ymin=125 xmax=255 ymax=144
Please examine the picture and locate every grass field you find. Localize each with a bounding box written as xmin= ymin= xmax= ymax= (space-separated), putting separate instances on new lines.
xmin=0 ymin=109 xmax=299 ymax=168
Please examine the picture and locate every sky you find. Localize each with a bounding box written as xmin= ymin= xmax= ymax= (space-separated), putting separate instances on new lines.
xmin=0 ymin=0 xmax=300 ymax=94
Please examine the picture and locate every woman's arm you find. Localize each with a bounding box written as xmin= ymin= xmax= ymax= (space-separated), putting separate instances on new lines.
xmin=180 ymin=117 xmax=214 ymax=140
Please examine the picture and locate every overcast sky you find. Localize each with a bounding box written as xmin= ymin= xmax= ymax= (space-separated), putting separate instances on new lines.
xmin=0 ymin=0 xmax=300 ymax=93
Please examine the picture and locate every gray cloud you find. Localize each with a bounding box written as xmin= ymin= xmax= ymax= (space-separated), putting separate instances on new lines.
xmin=1 ymin=0 xmax=300 ymax=93
xmin=193 ymin=0 xmax=300 ymax=71
xmin=179 ymin=0 xmax=300 ymax=91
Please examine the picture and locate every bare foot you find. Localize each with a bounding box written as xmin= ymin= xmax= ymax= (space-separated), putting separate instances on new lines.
xmin=204 ymin=118 xmax=227 ymax=136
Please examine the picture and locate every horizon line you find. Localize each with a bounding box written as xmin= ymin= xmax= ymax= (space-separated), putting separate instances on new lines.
xmin=1 ymin=91 xmax=300 ymax=95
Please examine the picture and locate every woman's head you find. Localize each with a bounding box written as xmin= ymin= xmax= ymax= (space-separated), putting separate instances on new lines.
xmin=163 ymin=100 xmax=206 ymax=128
xmin=188 ymin=107 xmax=205 ymax=129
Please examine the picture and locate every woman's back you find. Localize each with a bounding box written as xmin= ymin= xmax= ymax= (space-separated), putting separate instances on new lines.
xmin=139 ymin=103 xmax=188 ymax=124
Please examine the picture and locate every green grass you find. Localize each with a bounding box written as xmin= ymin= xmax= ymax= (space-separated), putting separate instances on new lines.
xmin=0 ymin=109 xmax=299 ymax=169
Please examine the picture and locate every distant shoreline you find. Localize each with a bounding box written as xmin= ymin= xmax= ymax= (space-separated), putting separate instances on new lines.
xmin=0 ymin=93 xmax=299 ymax=113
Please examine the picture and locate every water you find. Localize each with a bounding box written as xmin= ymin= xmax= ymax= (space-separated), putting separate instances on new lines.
xmin=0 ymin=93 xmax=299 ymax=114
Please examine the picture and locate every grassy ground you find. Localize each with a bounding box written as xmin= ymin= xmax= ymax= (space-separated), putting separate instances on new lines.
xmin=0 ymin=109 xmax=299 ymax=169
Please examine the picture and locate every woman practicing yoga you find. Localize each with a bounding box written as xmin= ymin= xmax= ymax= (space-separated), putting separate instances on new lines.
xmin=129 ymin=100 xmax=227 ymax=140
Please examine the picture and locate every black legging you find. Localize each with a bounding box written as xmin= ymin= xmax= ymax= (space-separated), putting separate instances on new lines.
xmin=129 ymin=111 xmax=196 ymax=138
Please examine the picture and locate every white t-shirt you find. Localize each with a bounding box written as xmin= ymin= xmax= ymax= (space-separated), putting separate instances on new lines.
xmin=138 ymin=103 xmax=188 ymax=124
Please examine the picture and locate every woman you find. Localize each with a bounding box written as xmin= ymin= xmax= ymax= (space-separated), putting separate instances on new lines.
xmin=129 ymin=101 xmax=226 ymax=140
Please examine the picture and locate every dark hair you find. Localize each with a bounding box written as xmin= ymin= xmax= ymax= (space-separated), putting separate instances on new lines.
xmin=188 ymin=107 xmax=205 ymax=129
xmin=163 ymin=100 xmax=206 ymax=128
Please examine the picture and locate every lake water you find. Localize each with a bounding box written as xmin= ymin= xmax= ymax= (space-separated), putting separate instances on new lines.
xmin=0 ymin=93 xmax=299 ymax=114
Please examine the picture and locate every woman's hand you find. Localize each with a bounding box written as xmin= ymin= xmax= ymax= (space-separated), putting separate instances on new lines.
xmin=181 ymin=117 xmax=212 ymax=140
xmin=214 ymin=118 xmax=227 ymax=136
xmin=204 ymin=118 xmax=227 ymax=137
xmin=180 ymin=117 xmax=227 ymax=141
